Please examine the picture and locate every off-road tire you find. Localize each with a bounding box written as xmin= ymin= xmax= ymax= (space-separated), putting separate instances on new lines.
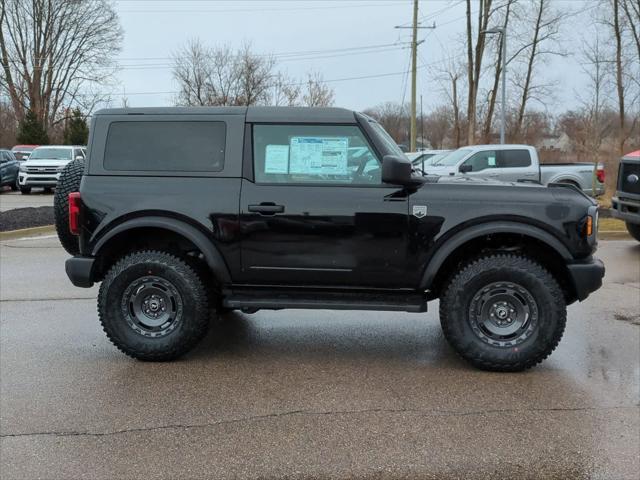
xmin=54 ymin=159 xmax=84 ymax=254
xmin=439 ymin=253 xmax=566 ymax=372
xmin=626 ymin=222 xmax=640 ymax=242
xmin=98 ymin=251 xmax=211 ymax=361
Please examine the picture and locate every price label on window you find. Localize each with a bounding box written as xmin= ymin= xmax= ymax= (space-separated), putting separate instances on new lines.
xmin=289 ymin=137 xmax=348 ymax=175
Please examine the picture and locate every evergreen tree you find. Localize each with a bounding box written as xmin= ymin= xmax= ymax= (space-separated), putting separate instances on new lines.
xmin=63 ymin=109 xmax=89 ymax=145
xmin=16 ymin=109 xmax=49 ymax=144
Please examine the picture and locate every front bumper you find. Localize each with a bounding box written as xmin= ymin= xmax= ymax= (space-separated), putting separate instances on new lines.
xmin=18 ymin=172 xmax=61 ymax=187
xmin=611 ymin=196 xmax=640 ymax=225
xmin=65 ymin=256 xmax=95 ymax=288
xmin=567 ymin=257 xmax=605 ymax=302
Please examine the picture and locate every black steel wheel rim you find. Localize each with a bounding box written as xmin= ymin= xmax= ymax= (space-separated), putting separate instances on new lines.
xmin=121 ymin=276 xmax=183 ymax=337
xmin=468 ymin=281 xmax=538 ymax=347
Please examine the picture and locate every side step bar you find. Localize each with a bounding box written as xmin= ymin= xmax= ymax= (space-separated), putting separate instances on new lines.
xmin=222 ymin=289 xmax=428 ymax=313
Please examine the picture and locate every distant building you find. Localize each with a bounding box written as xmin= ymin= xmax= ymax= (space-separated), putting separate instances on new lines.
xmin=537 ymin=133 xmax=571 ymax=153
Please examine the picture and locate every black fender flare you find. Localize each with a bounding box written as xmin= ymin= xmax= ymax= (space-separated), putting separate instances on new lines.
xmin=420 ymin=221 xmax=572 ymax=289
xmin=92 ymin=216 xmax=231 ymax=284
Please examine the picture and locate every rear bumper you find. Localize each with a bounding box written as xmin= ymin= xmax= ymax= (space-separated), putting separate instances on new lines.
xmin=611 ymin=196 xmax=640 ymax=224
xmin=65 ymin=256 xmax=95 ymax=288
xmin=567 ymin=258 xmax=605 ymax=302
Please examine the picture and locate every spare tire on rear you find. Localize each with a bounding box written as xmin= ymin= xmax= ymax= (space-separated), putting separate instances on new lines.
xmin=54 ymin=159 xmax=84 ymax=255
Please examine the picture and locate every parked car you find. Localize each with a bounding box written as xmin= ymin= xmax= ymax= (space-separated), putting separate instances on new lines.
xmin=0 ymin=149 xmax=20 ymax=191
xmin=57 ymin=106 xmax=603 ymax=371
xmin=407 ymin=150 xmax=452 ymax=172
xmin=11 ymin=144 xmax=38 ymax=161
xmin=18 ymin=145 xmax=85 ymax=194
xmin=611 ymin=150 xmax=640 ymax=241
xmin=424 ymin=145 xmax=605 ymax=196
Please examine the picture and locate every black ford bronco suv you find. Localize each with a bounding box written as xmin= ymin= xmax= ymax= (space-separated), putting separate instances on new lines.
xmin=56 ymin=106 xmax=604 ymax=371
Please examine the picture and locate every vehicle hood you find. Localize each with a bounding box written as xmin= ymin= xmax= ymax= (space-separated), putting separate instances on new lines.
xmin=423 ymin=165 xmax=457 ymax=176
xmin=23 ymin=159 xmax=71 ymax=167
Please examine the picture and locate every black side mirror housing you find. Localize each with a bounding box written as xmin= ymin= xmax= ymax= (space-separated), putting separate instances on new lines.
xmin=382 ymin=155 xmax=414 ymax=185
xmin=459 ymin=164 xmax=472 ymax=173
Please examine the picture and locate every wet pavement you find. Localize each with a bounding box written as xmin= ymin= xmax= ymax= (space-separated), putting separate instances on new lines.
xmin=1 ymin=236 xmax=638 ymax=479
xmin=0 ymin=190 xmax=53 ymax=213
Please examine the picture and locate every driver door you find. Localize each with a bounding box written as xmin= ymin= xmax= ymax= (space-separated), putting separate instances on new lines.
xmin=238 ymin=123 xmax=411 ymax=288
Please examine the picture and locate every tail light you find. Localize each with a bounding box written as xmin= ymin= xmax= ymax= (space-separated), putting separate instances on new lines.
xmin=596 ymin=164 xmax=605 ymax=183
xmin=69 ymin=192 xmax=81 ymax=235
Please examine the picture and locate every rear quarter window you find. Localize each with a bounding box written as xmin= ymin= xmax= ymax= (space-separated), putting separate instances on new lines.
xmin=104 ymin=121 xmax=226 ymax=172
xmin=499 ymin=150 xmax=532 ymax=168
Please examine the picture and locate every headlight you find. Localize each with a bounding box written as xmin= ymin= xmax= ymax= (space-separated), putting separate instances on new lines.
xmin=57 ymin=166 xmax=66 ymax=172
xmin=19 ymin=164 xmax=27 ymax=172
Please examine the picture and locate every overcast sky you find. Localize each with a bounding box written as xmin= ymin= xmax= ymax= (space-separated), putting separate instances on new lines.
xmin=111 ymin=0 xmax=595 ymax=113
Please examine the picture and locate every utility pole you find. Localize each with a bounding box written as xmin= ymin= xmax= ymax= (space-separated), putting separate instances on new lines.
xmin=410 ymin=0 xmax=419 ymax=152
xmin=395 ymin=1 xmax=434 ymax=152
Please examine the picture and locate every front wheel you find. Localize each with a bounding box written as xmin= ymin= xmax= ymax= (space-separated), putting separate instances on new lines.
xmin=439 ymin=253 xmax=566 ymax=372
xmin=19 ymin=185 xmax=31 ymax=194
xmin=626 ymin=222 xmax=640 ymax=242
xmin=98 ymin=251 xmax=211 ymax=361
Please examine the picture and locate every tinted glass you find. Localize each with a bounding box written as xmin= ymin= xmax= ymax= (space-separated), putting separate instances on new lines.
xmin=499 ymin=149 xmax=532 ymax=168
xmin=253 ymin=124 xmax=380 ymax=185
xmin=104 ymin=121 xmax=225 ymax=172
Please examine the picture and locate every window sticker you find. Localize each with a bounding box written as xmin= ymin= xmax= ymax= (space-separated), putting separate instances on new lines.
xmin=264 ymin=145 xmax=290 ymax=174
xmin=289 ymin=137 xmax=349 ymax=175
xmin=488 ymin=155 xmax=496 ymax=166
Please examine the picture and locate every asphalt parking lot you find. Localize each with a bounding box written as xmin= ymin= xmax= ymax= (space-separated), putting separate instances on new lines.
xmin=0 ymin=190 xmax=53 ymax=212
xmin=1 ymin=235 xmax=639 ymax=480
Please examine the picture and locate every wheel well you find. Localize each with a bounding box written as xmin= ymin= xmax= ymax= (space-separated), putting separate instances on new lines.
xmin=428 ymin=233 xmax=577 ymax=303
xmin=93 ymin=227 xmax=212 ymax=283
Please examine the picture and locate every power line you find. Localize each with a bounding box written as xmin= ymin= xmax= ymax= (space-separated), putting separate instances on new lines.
xmin=117 ymin=1 xmax=411 ymax=14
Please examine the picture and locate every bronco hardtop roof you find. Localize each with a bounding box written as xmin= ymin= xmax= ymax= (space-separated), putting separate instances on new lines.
xmin=93 ymin=106 xmax=357 ymax=123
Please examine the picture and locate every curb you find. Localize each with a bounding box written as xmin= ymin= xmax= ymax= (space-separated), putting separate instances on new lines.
xmin=0 ymin=225 xmax=56 ymax=241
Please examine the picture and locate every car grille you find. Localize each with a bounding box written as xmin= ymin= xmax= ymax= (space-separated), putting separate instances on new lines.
xmin=26 ymin=166 xmax=58 ymax=174
xmin=618 ymin=161 xmax=640 ymax=195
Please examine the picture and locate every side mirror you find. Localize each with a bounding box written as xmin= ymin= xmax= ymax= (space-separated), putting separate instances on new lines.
xmin=459 ymin=164 xmax=472 ymax=173
xmin=75 ymin=155 xmax=84 ymax=161
xmin=382 ymin=155 xmax=413 ymax=185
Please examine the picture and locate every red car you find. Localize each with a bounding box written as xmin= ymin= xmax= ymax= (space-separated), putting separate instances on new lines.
xmin=11 ymin=144 xmax=39 ymax=161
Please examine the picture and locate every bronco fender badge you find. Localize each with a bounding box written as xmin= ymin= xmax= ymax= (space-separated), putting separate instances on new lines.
xmin=413 ymin=205 xmax=427 ymax=218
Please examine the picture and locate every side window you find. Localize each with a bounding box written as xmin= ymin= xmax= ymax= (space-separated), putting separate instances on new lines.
xmin=253 ymin=124 xmax=380 ymax=185
xmin=499 ymin=149 xmax=532 ymax=168
xmin=0 ymin=152 xmax=7 ymax=162
xmin=104 ymin=121 xmax=226 ymax=172
xmin=461 ymin=150 xmax=497 ymax=172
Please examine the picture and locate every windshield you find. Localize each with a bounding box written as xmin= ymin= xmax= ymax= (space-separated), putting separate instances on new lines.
xmin=432 ymin=148 xmax=472 ymax=166
xmin=28 ymin=148 xmax=72 ymax=161
xmin=368 ymin=120 xmax=405 ymax=157
xmin=423 ymin=152 xmax=451 ymax=166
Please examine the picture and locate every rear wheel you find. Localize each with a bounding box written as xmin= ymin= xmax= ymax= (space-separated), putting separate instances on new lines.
xmin=54 ymin=159 xmax=84 ymax=254
xmin=10 ymin=177 xmax=18 ymax=191
xmin=626 ymin=222 xmax=640 ymax=242
xmin=439 ymin=253 xmax=566 ymax=372
xmin=98 ymin=251 xmax=211 ymax=361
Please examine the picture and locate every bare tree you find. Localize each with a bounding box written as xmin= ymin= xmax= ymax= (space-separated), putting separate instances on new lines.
xmin=436 ymin=50 xmax=466 ymax=148
xmin=270 ymin=72 xmax=301 ymax=106
xmin=509 ymin=0 xmax=564 ymax=139
xmin=362 ymin=102 xmax=409 ymax=145
xmin=302 ymin=72 xmax=334 ymax=107
xmin=481 ymin=0 xmax=515 ymax=143
xmin=465 ymin=0 xmax=494 ymax=144
xmin=236 ymin=42 xmax=275 ymax=106
xmin=173 ymin=40 xmax=274 ymax=106
xmin=0 ymin=0 xmax=122 ymax=128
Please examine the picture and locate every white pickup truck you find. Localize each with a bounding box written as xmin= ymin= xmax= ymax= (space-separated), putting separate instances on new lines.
xmin=423 ymin=144 xmax=605 ymax=196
